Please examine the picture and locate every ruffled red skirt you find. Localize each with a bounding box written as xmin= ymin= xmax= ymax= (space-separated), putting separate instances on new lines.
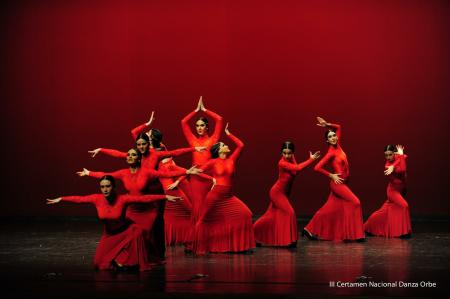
xmin=125 ymin=180 xmax=166 ymax=262
xmin=164 ymin=181 xmax=193 ymax=245
xmin=254 ymin=182 xmax=297 ymax=246
xmin=305 ymin=181 xmax=364 ymax=241
xmin=192 ymin=185 xmax=255 ymax=254
xmin=94 ymin=223 xmax=152 ymax=271
xmin=364 ymin=182 xmax=412 ymax=237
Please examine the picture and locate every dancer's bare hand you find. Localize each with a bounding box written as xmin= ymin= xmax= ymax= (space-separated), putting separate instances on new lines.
xmin=76 ymin=168 xmax=90 ymax=177
xmin=166 ymin=195 xmax=182 ymax=202
xmin=384 ymin=165 xmax=394 ymax=176
xmin=46 ymin=197 xmax=62 ymax=205
xmin=146 ymin=111 xmax=155 ymax=126
xmin=309 ymin=151 xmax=321 ymax=160
xmin=225 ymin=122 xmax=230 ymax=135
xmin=329 ymin=173 xmax=343 ymax=184
xmin=167 ymin=180 xmax=180 ymax=190
xmin=88 ymin=148 xmax=101 ymax=158
xmin=316 ymin=117 xmax=330 ymax=127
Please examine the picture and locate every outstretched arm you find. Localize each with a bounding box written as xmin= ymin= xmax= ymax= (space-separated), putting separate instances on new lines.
xmin=155 ymin=147 xmax=198 ymax=160
xmin=202 ymin=101 xmax=223 ymax=143
xmin=88 ymin=148 xmax=127 ymax=159
xmin=226 ymin=124 xmax=244 ymax=161
xmin=279 ymin=151 xmax=320 ymax=172
xmin=47 ymin=195 xmax=97 ymax=205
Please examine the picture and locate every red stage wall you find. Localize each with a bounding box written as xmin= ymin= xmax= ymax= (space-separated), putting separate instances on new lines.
xmin=1 ymin=0 xmax=449 ymax=217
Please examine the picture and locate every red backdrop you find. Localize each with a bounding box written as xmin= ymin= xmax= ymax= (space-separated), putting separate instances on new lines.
xmin=1 ymin=0 xmax=449 ymax=218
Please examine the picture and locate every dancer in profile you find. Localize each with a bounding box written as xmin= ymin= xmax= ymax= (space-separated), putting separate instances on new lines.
xmin=303 ymin=117 xmax=364 ymax=241
xmin=178 ymin=97 xmax=223 ymax=224
xmin=47 ymin=175 xmax=180 ymax=271
xmin=254 ymin=142 xmax=320 ymax=247
xmin=364 ymin=145 xmax=411 ymax=238
xmin=192 ymin=123 xmax=255 ymax=254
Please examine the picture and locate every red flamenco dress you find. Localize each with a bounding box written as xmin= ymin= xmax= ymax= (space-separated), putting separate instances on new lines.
xmin=193 ymin=133 xmax=255 ymax=254
xmin=60 ymin=194 xmax=168 ymax=271
xmin=88 ymin=166 xmax=186 ymax=261
xmin=254 ymin=156 xmax=315 ymax=246
xmin=157 ymin=157 xmax=194 ymax=245
xmin=181 ymin=108 xmax=223 ymax=223
xmin=364 ymin=154 xmax=411 ymax=237
xmin=305 ymin=123 xmax=365 ymax=241
xmin=97 ymin=122 xmax=195 ymax=259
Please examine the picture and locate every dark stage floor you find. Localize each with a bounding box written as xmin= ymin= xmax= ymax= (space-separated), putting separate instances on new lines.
xmin=0 ymin=220 xmax=449 ymax=298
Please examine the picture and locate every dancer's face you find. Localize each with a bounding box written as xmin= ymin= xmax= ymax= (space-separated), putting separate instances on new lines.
xmin=384 ymin=150 xmax=395 ymax=162
xmin=327 ymin=131 xmax=338 ymax=145
xmin=218 ymin=142 xmax=230 ymax=156
xmin=147 ymin=130 xmax=153 ymax=147
xmin=195 ymin=120 xmax=208 ymax=136
xmin=100 ymin=180 xmax=114 ymax=198
xmin=282 ymin=149 xmax=293 ymax=161
xmin=136 ymin=138 xmax=149 ymax=154
xmin=126 ymin=149 xmax=140 ymax=165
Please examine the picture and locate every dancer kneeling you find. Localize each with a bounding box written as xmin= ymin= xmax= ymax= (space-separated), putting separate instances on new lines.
xmin=46 ymin=175 xmax=180 ymax=271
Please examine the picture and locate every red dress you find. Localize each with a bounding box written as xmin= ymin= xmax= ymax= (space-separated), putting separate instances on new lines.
xmin=254 ymin=156 xmax=314 ymax=246
xmin=88 ymin=167 xmax=185 ymax=261
xmin=158 ymin=158 xmax=194 ymax=245
xmin=98 ymin=124 xmax=195 ymax=257
xmin=305 ymin=123 xmax=365 ymax=241
xmin=364 ymin=154 xmax=411 ymax=237
xmin=60 ymin=194 xmax=167 ymax=271
xmin=181 ymin=109 xmax=223 ymax=223
xmin=193 ymin=133 xmax=255 ymax=254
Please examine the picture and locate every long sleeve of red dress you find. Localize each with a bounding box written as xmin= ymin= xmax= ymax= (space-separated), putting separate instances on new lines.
xmin=144 ymin=147 xmax=196 ymax=170
xmin=328 ymin=123 xmax=342 ymax=140
xmin=89 ymin=170 xmax=126 ymax=179
xmin=228 ymin=133 xmax=244 ymax=161
xmin=181 ymin=110 xmax=197 ymax=145
xmin=314 ymin=152 xmax=334 ymax=177
xmin=391 ymin=154 xmax=408 ymax=171
xmin=61 ymin=195 xmax=98 ymax=204
xmin=131 ymin=122 xmax=150 ymax=141
xmin=100 ymin=148 xmax=127 ymax=159
xmin=279 ymin=158 xmax=314 ymax=172
xmin=155 ymin=147 xmax=196 ymax=159
xmin=204 ymin=109 xmax=223 ymax=143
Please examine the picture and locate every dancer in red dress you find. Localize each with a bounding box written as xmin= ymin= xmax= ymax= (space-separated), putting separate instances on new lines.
xmin=158 ymin=156 xmax=196 ymax=246
xmin=254 ymin=142 xmax=320 ymax=247
xmin=179 ymin=97 xmax=223 ymax=224
xmin=46 ymin=175 xmax=180 ymax=271
xmin=192 ymin=123 xmax=255 ymax=254
xmin=87 ymin=116 xmax=205 ymax=258
xmin=78 ymin=148 xmax=201 ymax=260
xmin=364 ymin=145 xmax=412 ymax=238
xmin=303 ymin=117 xmax=365 ymax=241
